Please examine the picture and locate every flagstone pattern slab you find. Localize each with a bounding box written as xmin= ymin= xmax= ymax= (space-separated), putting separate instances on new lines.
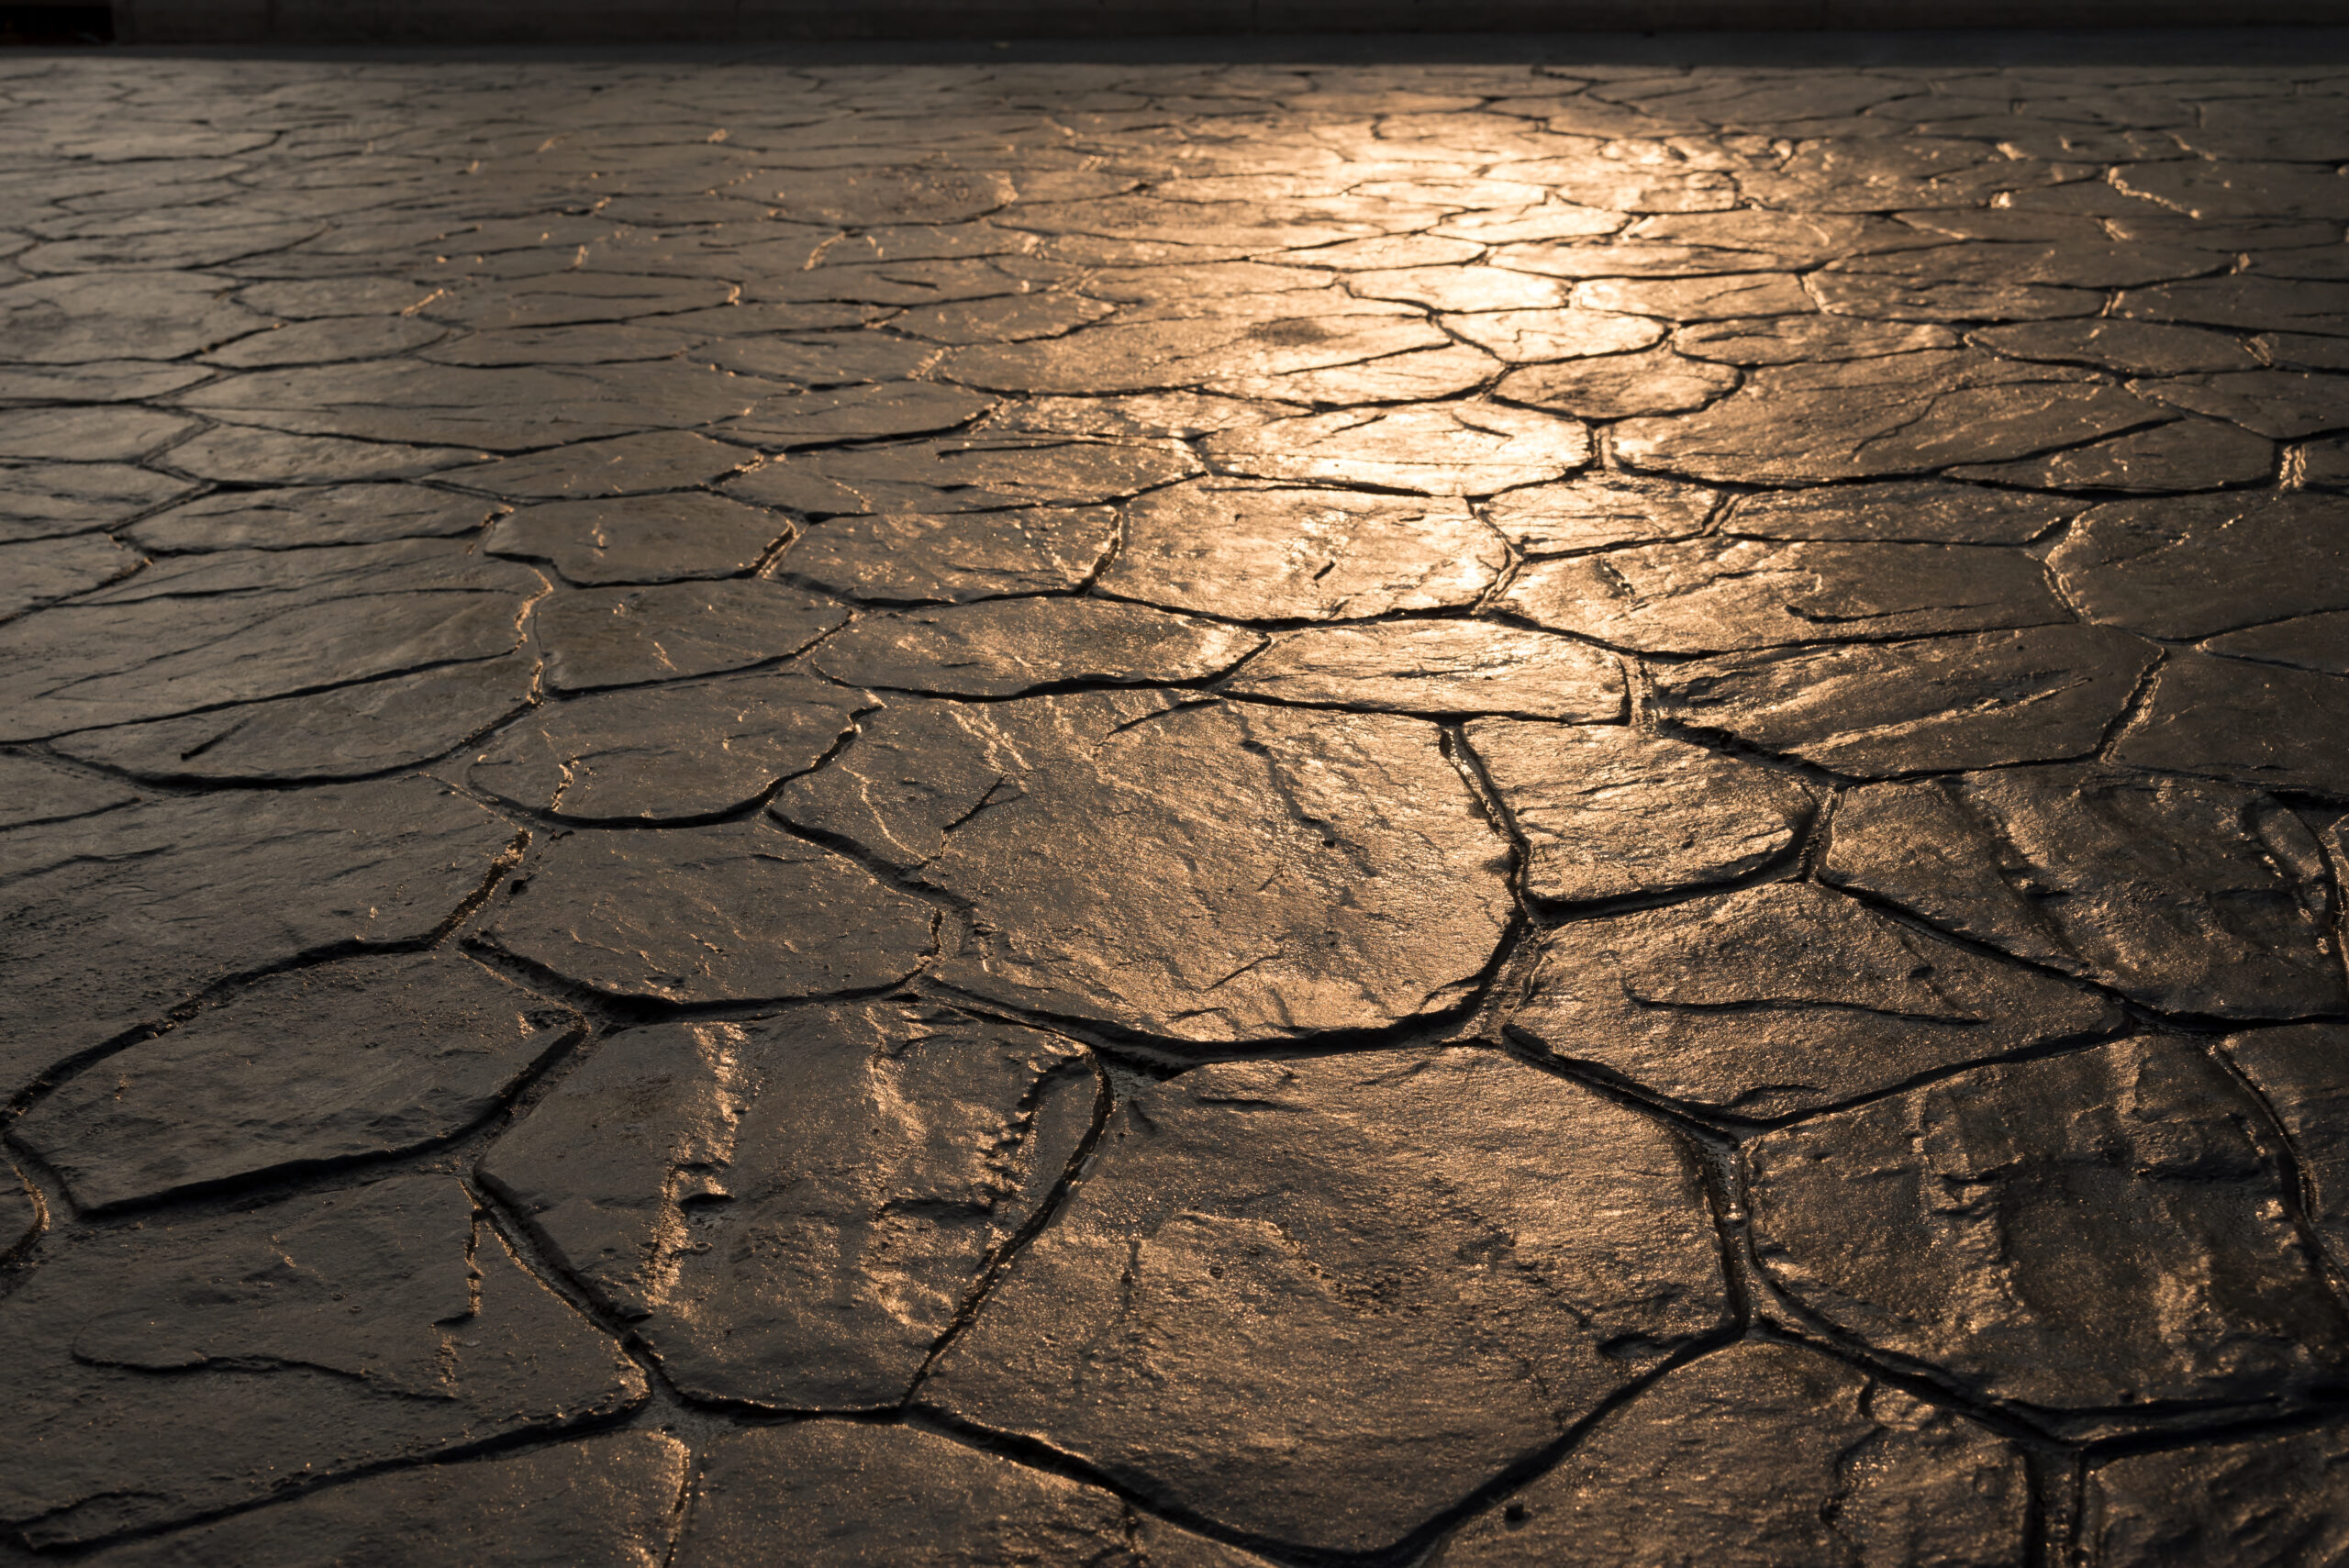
xmin=1 ymin=48 xmax=2343 ymax=1567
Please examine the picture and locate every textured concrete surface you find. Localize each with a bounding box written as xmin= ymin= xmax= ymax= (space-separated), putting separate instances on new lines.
xmin=1 ymin=42 xmax=2346 ymax=1566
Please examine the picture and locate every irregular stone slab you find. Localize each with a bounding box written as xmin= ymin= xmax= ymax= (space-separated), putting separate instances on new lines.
xmin=1946 ymin=417 xmax=2277 ymax=493
xmin=730 ymin=436 xmax=1199 ymax=516
xmin=0 ymin=1175 xmax=645 ymax=1548
xmin=161 ymin=425 xmax=488 ymax=486
xmin=0 ymin=462 xmax=194 ymax=543
xmin=1484 ymin=473 xmax=1721 ymax=554
xmin=534 ymin=581 xmax=848 ymax=692
xmin=1444 ymin=1340 xmax=2029 ymax=1566
xmin=810 ymin=597 xmax=1264 ymax=698
xmin=701 ymin=332 xmax=943 ymax=386
xmin=0 ymin=753 xmax=136 ymax=829
xmin=2222 ymin=1023 xmax=2349 ymax=1273
xmin=2049 ymin=493 xmax=2349 ymax=639
xmin=1443 ymin=306 xmax=1664 ymax=363
xmin=0 ymin=779 xmax=516 ymax=1095
xmin=204 ymin=314 xmax=449 ymax=369
xmin=1201 ymin=404 xmax=1591 ymax=496
xmin=1821 ymin=766 xmax=2343 ymax=1019
xmin=0 ymin=271 xmax=269 ymax=363
xmin=2112 ymin=160 xmax=2349 ymax=221
xmin=1747 ymin=1039 xmax=2349 ymax=1427
xmin=1466 ymin=720 xmax=1815 ymax=905
xmin=1211 ymin=341 xmax=1500 ymax=406
xmin=1509 ymin=881 xmax=2114 ymax=1118
xmin=16 ymin=951 xmax=583 ymax=1212
xmin=1224 ymin=620 xmax=1622 ymax=720
xmin=774 ymin=165 xmax=1015 ymax=227
xmin=672 ymin=1424 xmax=1271 ymax=1568
xmin=125 ymin=485 xmax=503 ymax=553
xmin=0 ymin=539 xmax=541 ymax=740
xmin=885 ymin=292 xmax=1119 ymax=344
xmin=1677 ymin=314 xmax=1961 ymax=363
xmin=1576 ymin=272 xmax=1815 ymax=321
xmin=425 ymin=323 xmax=700 ymax=368
xmin=470 ymin=673 xmax=866 ymax=822
xmin=2110 ymin=652 xmax=2349 ymax=798
xmin=2202 ymin=611 xmax=2349 ymax=675
xmin=483 ymin=1004 xmax=1097 ymax=1409
xmin=1104 ymin=480 xmax=1504 ymax=620
xmin=926 ymin=1047 xmax=1727 ymax=1554
xmin=719 ymin=382 xmax=998 ymax=449
xmin=1497 ymin=347 xmax=1740 ymax=418
xmin=485 ymin=494 xmax=788 ymax=584
xmin=3 ymin=1162 xmax=37 ymax=1260
xmin=774 ymin=693 xmax=1511 ymax=1043
xmin=1725 ymin=480 xmax=2081 ymax=544
xmin=449 ymin=431 xmax=757 ymax=499
xmin=87 ymin=1432 xmax=688 ymax=1568
xmin=0 ymin=534 xmax=141 ymax=619
xmin=1654 ymin=625 xmax=2158 ymax=776
xmin=474 ymin=818 xmax=931 ymax=1005
xmin=1972 ymin=317 xmax=2266 ymax=377
xmin=939 ymin=305 xmax=1444 ymax=395
xmin=1614 ymin=351 xmax=2162 ymax=484
xmin=1504 ymin=536 xmax=2065 ymax=654
xmin=0 ymin=360 xmax=210 ymax=405
xmin=2085 ymin=1423 xmax=2349 ymax=1567
xmin=181 ymin=361 xmax=756 ymax=451
xmin=0 ymin=405 xmax=195 ymax=463
xmin=779 ymin=506 xmax=1114 ymax=604
xmin=424 ymin=271 xmax=739 ymax=329
xmin=53 ymin=658 xmax=536 ymax=783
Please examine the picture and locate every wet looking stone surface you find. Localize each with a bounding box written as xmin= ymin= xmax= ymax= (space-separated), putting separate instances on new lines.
xmin=5 ymin=43 xmax=2347 ymax=1568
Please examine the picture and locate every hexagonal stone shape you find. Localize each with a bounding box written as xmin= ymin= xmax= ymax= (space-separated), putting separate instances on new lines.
xmin=468 ymin=673 xmax=870 ymax=823
xmin=1820 ymin=767 xmax=2344 ymax=1020
xmin=772 ymin=691 xmax=1513 ymax=1044
xmin=0 ymin=779 xmax=518 ymax=1096
xmin=1508 ymin=882 xmax=2118 ymax=1118
xmin=1101 ymin=480 xmax=1505 ymax=621
xmin=473 ymin=819 xmax=932 ymax=1005
xmin=923 ymin=1047 xmax=1728 ymax=1555
xmin=14 ymin=951 xmax=583 ymax=1212
xmin=84 ymin=1432 xmax=687 ymax=1568
xmin=1442 ymin=1340 xmax=2028 ymax=1566
xmin=0 ymin=1175 xmax=644 ymax=1548
xmin=481 ymin=1004 xmax=1097 ymax=1410
xmin=1747 ymin=1038 xmax=2349 ymax=1431
xmin=2084 ymin=1424 xmax=2349 ymax=1567
xmin=672 ymin=1425 xmax=1273 ymax=1568
xmin=1464 ymin=721 xmax=1815 ymax=904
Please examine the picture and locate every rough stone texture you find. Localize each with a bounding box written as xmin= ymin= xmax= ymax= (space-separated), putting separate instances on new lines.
xmin=2084 ymin=1425 xmax=2349 ymax=1568
xmin=1104 ymin=481 xmax=1505 ymax=620
xmin=85 ymin=1433 xmax=689 ymax=1568
xmin=672 ymin=1425 xmax=1270 ymax=1568
xmin=1465 ymin=720 xmax=1816 ymax=904
xmin=1442 ymin=1340 xmax=2030 ymax=1566
xmin=1509 ymin=881 xmax=2118 ymax=1118
xmin=482 ymin=1004 xmax=1097 ymax=1408
xmin=485 ymin=494 xmax=790 ymax=585
xmin=6 ymin=50 xmax=2345 ymax=1561
xmin=774 ymin=692 xmax=1511 ymax=1043
xmin=778 ymin=506 xmax=1116 ymax=603
xmin=1820 ymin=766 xmax=2345 ymax=1019
xmin=926 ymin=1048 xmax=1728 ymax=1554
xmin=1502 ymin=536 xmax=2065 ymax=653
xmin=0 ymin=1175 xmax=646 ymax=1547
xmin=809 ymin=596 xmax=1265 ymax=697
xmin=1748 ymin=1039 xmax=2349 ymax=1427
xmin=15 ymin=951 xmax=584 ymax=1211
xmin=534 ymin=581 xmax=849 ymax=692
xmin=53 ymin=656 xmax=538 ymax=782
xmin=1223 ymin=620 xmax=1622 ymax=718
xmin=468 ymin=673 xmax=867 ymax=822
xmin=474 ymin=819 xmax=933 ymax=1005
xmin=2221 ymin=1024 xmax=2349 ymax=1271
xmin=0 ymin=779 xmax=517 ymax=1095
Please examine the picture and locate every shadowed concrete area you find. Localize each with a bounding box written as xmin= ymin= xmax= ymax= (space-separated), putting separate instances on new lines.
xmin=1 ymin=39 xmax=2347 ymax=1567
